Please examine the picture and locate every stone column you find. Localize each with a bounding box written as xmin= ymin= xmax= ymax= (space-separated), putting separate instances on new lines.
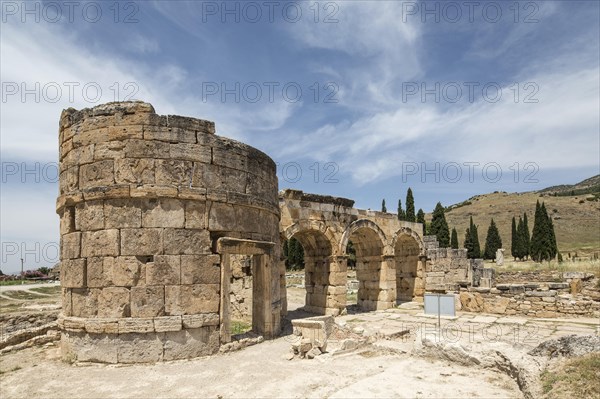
xmin=327 ymin=255 xmax=348 ymax=315
xmin=379 ymin=255 xmax=397 ymax=309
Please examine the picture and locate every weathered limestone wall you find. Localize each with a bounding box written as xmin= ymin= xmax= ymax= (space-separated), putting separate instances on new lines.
xmin=460 ymin=272 xmax=599 ymax=317
xmin=56 ymin=101 xmax=280 ymax=363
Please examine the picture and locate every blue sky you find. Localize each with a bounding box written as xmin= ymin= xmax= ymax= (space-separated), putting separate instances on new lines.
xmin=1 ymin=1 xmax=599 ymax=273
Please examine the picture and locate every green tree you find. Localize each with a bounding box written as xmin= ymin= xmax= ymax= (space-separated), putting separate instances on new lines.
xmin=510 ymin=216 xmax=518 ymax=259
xmin=450 ymin=228 xmax=459 ymax=249
xmin=465 ymin=216 xmax=481 ymax=259
xmin=405 ymin=188 xmax=415 ymax=222
xmin=515 ymin=217 xmax=525 ymax=260
xmin=347 ymin=241 xmax=356 ymax=269
xmin=382 ymin=199 xmax=387 ymax=213
xmin=531 ymin=201 xmax=556 ymax=262
xmin=287 ymin=238 xmax=305 ymax=269
xmin=522 ymin=212 xmax=531 ymax=259
xmin=37 ymin=266 xmax=51 ymax=276
xmin=416 ymin=208 xmax=426 ymax=233
xmin=397 ymin=199 xmax=405 ymax=221
xmin=483 ymin=218 xmax=502 ymax=260
xmin=464 ymin=227 xmax=472 ymax=254
xmin=429 ymin=202 xmax=450 ymax=247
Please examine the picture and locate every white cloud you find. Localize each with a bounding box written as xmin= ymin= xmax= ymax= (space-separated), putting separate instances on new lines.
xmin=274 ymin=66 xmax=599 ymax=185
xmin=286 ymin=2 xmax=422 ymax=110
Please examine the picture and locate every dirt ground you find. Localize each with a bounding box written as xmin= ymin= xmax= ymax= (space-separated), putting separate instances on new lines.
xmin=1 ymin=286 xmax=598 ymax=398
xmin=0 ymin=334 xmax=520 ymax=399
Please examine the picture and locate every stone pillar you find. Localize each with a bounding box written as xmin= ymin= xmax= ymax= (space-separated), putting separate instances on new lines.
xmin=57 ymin=101 xmax=280 ymax=363
xmin=379 ymin=255 xmax=396 ymax=309
xmin=326 ymin=255 xmax=348 ymax=315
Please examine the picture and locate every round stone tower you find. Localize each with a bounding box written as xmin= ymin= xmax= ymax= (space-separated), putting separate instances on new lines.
xmin=57 ymin=101 xmax=280 ymax=363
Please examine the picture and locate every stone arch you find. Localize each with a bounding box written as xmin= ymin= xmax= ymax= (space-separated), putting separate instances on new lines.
xmin=341 ymin=219 xmax=392 ymax=311
xmin=393 ymin=227 xmax=425 ymax=302
xmin=339 ymin=219 xmax=389 ymax=256
xmin=281 ymin=221 xmax=338 ymax=315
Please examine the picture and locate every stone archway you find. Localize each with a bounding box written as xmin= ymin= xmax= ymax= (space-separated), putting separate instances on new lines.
xmin=393 ymin=228 xmax=425 ymax=302
xmin=342 ymin=219 xmax=394 ymax=311
xmin=282 ymin=222 xmax=339 ymax=315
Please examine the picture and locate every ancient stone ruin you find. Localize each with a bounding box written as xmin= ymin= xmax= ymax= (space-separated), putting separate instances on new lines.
xmin=57 ymin=101 xmax=281 ymax=362
xmin=55 ymin=101 xmax=528 ymax=364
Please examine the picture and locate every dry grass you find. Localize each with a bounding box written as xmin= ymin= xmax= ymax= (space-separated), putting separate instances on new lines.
xmin=541 ymin=353 xmax=600 ymax=398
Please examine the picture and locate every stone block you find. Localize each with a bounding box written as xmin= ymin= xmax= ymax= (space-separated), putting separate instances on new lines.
xmin=184 ymin=201 xmax=206 ymax=229
xmin=71 ymin=288 xmax=99 ymax=317
xmin=141 ymin=199 xmax=185 ymax=228
xmin=94 ymin=140 xmax=126 ymax=161
xmin=64 ymin=332 xmax=118 ymax=363
xmin=120 ymin=228 xmax=162 ymax=256
xmin=79 ymin=160 xmax=114 ymax=189
xmin=86 ymin=256 xmax=115 ymax=287
xmin=61 ymin=232 xmax=81 ymax=259
xmin=98 ymin=287 xmax=130 ymax=318
xmin=59 ymin=167 xmax=79 ymax=194
xmin=145 ymin=126 xmax=197 ymax=144
xmin=482 ymin=297 xmax=510 ymax=314
xmin=180 ymin=254 xmax=220 ymax=285
xmin=130 ymin=184 xmax=178 ymax=198
xmin=75 ymin=200 xmax=104 ymax=231
xmin=104 ymin=199 xmax=142 ymax=228
xmin=61 ymin=258 xmax=86 ymax=288
xmin=162 ymin=326 xmax=219 ymax=361
xmin=118 ymin=318 xmax=155 ymax=334
xmin=60 ymin=206 xmax=76 ymax=235
xmin=112 ymin=256 xmax=145 ymax=286
xmin=155 ymin=159 xmax=193 ymax=186
xmin=124 ymin=139 xmax=170 ymax=159
xmin=165 ymin=284 xmax=220 ymax=315
xmin=153 ymin=316 xmax=182 ymax=332
xmin=117 ymin=333 xmax=163 ymax=363
xmin=163 ymin=228 xmax=211 ymax=255
xmin=62 ymin=288 xmax=73 ymax=316
xmin=208 ymin=202 xmax=236 ymax=231
xmin=146 ymin=255 xmax=181 ymax=285
xmin=170 ymin=143 xmax=211 ymax=163
xmin=84 ymin=319 xmax=119 ymax=334
xmin=107 ymin=125 xmax=144 ymax=141
xmin=115 ymin=158 xmax=155 ymax=185
xmin=130 ymin=286 xmax=165 ymax=318
xmin=181 ymin=313 xmax=220 ymax=328
xmin=81 ymin=229 xmax=120 ymax=257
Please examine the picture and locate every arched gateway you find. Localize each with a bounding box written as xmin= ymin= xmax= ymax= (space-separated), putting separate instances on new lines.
xmin=279 ymin=189 xmax=425 ymax=315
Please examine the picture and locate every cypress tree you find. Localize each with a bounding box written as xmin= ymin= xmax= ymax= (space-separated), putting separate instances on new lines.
xmin=464 ymin=227 xmax=473 ymax=257
xmin=382 ymin=199 xmax=387 ymax=213
xmin=397 ymin=199 xmax=405 ymax=221
xmin=466 ymin=216 xmax=481 ymax=258
xmin=416 ymin=208 xmax=426 ymax=233
xmin=511 ymin=217 xmax=518 ymax=259
xmin=450 ymin=228 xmax=459 ymax=249
xmin=483 ymin=218 xmax=502 ymax=260
xmin=515 ymin=217 xmax=525 ymax=260
xmin=405 ymin=188 xmax=416 ymax=222
xmin=530 ymin=201 xmax=543 ymax=261
xmin=531 ymin=201 xmax=556 ymax=262
xmin=429 ymin=202 xmax=450 ymax=247
xmin=522 ymin=213 xmax=530 ymax=259
xmin=548 ymin=211 xmax=558 ymax=259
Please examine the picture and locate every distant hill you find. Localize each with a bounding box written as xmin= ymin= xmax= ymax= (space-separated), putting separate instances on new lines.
xmin=427 ymin=176 xmax=600 ymax=257
xmin=537 ymin=174 xmax=600 ymax=196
